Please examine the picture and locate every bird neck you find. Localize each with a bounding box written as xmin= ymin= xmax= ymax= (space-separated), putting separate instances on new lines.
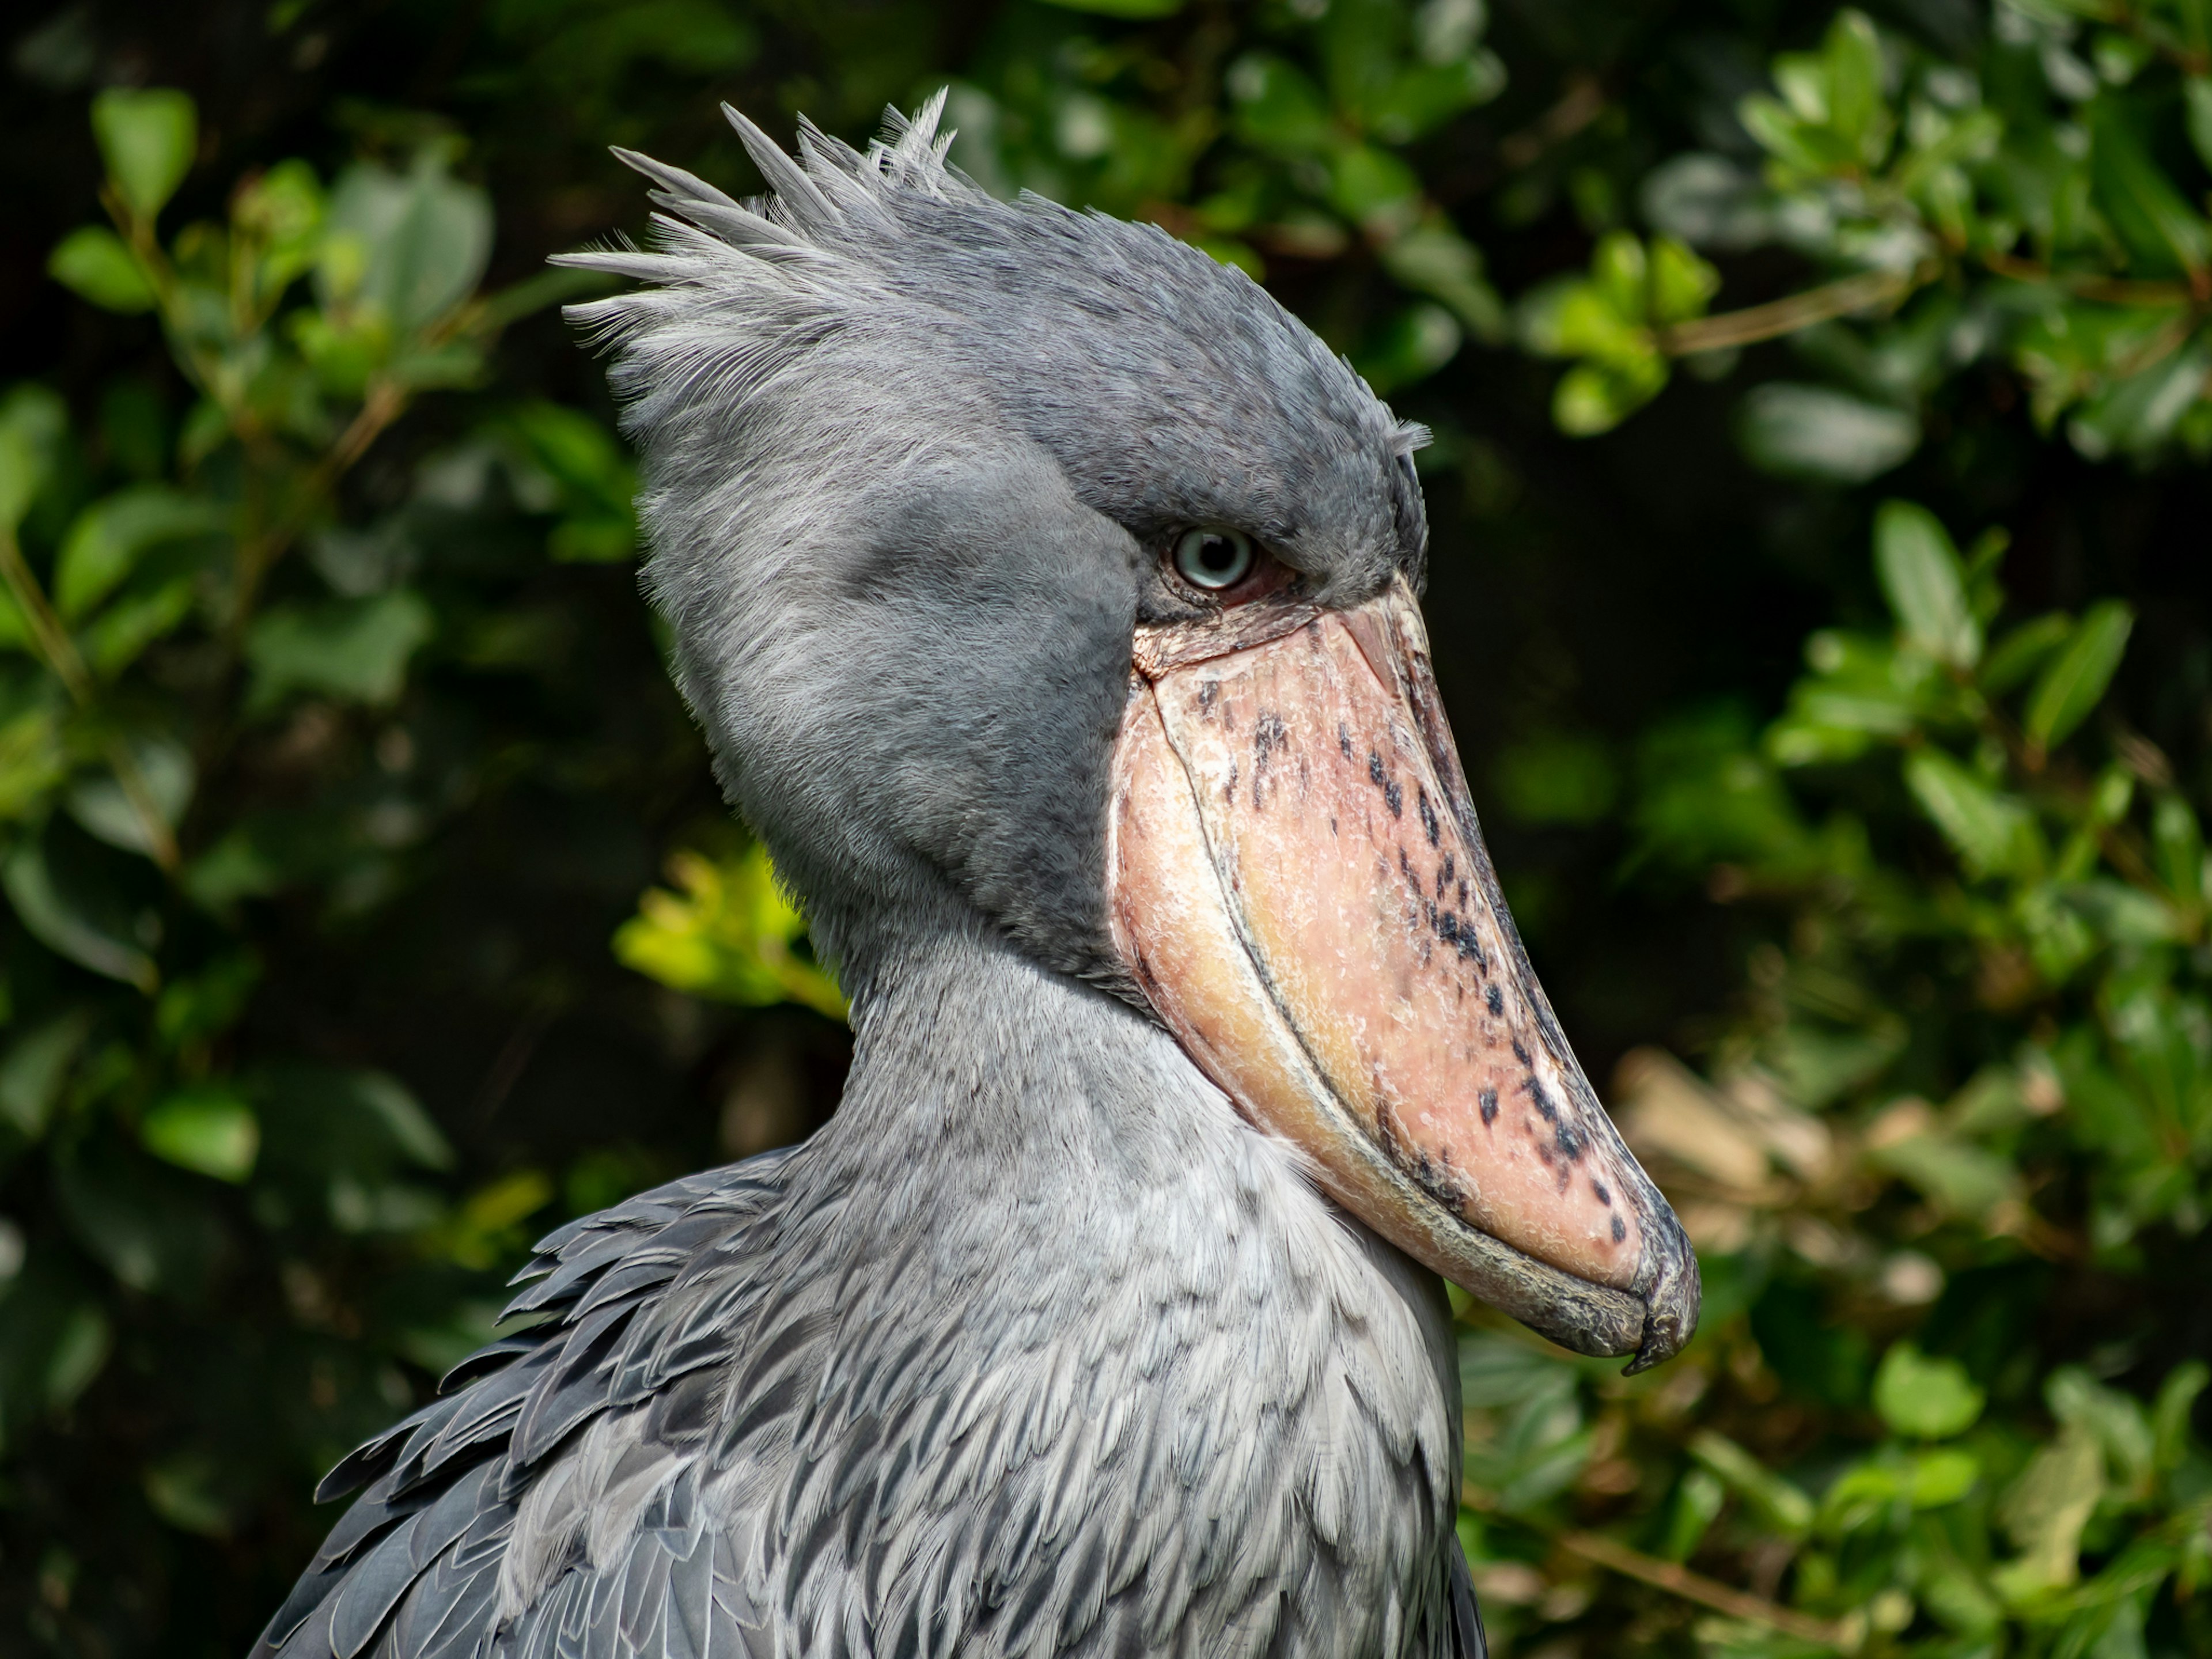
xmin=820 ymin=922 xmax=1224 ymax=1203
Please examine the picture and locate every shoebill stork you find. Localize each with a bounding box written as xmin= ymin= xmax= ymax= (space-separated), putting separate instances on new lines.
xmin=255 ymin=96 xmax=1698 ymax=1659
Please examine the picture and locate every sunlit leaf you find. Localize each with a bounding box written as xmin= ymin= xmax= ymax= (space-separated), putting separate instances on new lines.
xmin=91 ymin=88 xmax=198 ymax=222
xmin=615 ymin=843 xmax=846 ymax=1020
xmin=1995 ymin=1423 xmax=2104 ymax=1597
xmin=141 ymin=1088 xmax=259 ymax=1183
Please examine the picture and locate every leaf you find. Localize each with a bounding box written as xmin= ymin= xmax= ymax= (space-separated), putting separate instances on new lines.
xmin=1996 ymin=1423 xmax=2105 ymax=1597
xmin=2025 ymin=601 xmax=2133 ymax=752
xmin=1355 ymin=302 xmax=1461 ymax=395
xmin=1874 ymin=501 xmax=1980 ymax=666
xmin=47 ymin=227 xmax=157 ymax=313
xmin=323 ymin=156 xmax=493 ymax=332
xmin=1 ymin=836 xmax=157 ymax=991
xmin=1226 ymin=54 xmax=1334 ymax=156
xmin=53 ymin=485 xmax=226 ymax=620
xmin=44 ymin=1303 xmax=112 ymax=1410
xmin=1981 ymin=613 xmax=2074 ymax=694
xmin=0 ymin=1010 xmax=94 ymax=1141
xmin=90 ymin=88 xmax=198 ymax=222
xmin=2088 ymin=99 xmax=2211 ymax=278
xmin=1379 ymin=224 xmax=1504 ymax=340
xmin=1873 ymin=1343 xmax=1987 ymax=1438
xmin=614 ymin=843 xmax=846 ymax=1020
xmin=139 ymin=1088 xmax=259 ymax=1183
xmin=2189 ymin=77 xmax=2212 ymax=176
xmin=0 ymin=382 xmax=69 ymax=533
xmin=65 ymin=736 xmax=193 ymax=861
xmin=245 ymin=589 xmax=434 ymax=711
xmin=1738 ymin=383 xmax=1919 ymax=483
xmin=1690 ymin=1430 xmax=1816 ymax=1537
xmin=1904 ymin=748 xmax=2036 ymax=880
xmin=81 ymin=577 xmax=195 ymax=678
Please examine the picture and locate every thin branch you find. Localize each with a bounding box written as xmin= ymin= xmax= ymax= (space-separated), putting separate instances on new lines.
xmin=1552 ymin=1528 xmax=1846 ymax=1647
xmin=228 ymin=377 xmax=410 ymax=632
xmin=1658 ymin=267 xmax=1923 ymax=356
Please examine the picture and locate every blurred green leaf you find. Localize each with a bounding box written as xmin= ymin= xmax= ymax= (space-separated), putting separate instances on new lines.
xmin=140 ymin=1088 xmax=259 ymax=1183
xmin=1981 ymin=613 xmax=2074 ymax=695
xmin=1691 ymin=1430 xmax=1817 ymax=1537
xmin=2088 ymin=100 xmax=2211 ymax=279
xmin=54 ymin=486 xmax=226 ymax=620
xmin=47 ymin=227 xmax=158 ymax=314
xmin=2025 ymin=601 xmax=2133 ymax=753
xmin=1 ymin=836 xmax=158 ymax=992
xmin=0 ymin=383 xmax=68 ymax=533
xmin=245 ymin=589 xmax=434 ymax=711
xmin=65 ymin=736 xmax=194 ymax=858
xmin=91 ymin=88 xmax=197 ymax=222
xmin=323 ymin=156 xmax=493 ymax=332
xmin=1874 ymin=501 xmax=1980 ymax=667
xmin=2188 ymin=77 xmax=2212 ymax=175
xmin=1738 ymin=384 xmax=1919 ymax=483
xmin=0 ymin=1011 xmax=94 ymax=1142
xmin=1904 ymin=749 xmax=2037 ymax=880
xmin=1873 ymin=1343 xmax=1986 ymax=1438
xmin=1997 ymin=1424 xmax=2105 ymax=1597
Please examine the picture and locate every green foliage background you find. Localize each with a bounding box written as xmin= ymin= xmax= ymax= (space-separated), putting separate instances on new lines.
xmin=2 ymin=0 xmax=2210 ymax=1654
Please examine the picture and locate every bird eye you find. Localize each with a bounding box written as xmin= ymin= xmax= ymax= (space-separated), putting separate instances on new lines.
xmin=1172 ymin=527 xmax=1255 ymax=592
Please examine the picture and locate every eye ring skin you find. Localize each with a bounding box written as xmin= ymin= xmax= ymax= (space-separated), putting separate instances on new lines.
xmin=1173 ymin=527 xmax=1255 ymax=591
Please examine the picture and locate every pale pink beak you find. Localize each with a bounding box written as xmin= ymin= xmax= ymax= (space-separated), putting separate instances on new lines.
xmin=1109 ymin=575 xmax=1698 ymax=1369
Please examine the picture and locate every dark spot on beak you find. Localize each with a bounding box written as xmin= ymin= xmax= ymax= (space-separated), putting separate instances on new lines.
xmin=1198 ymin=681 xmax=1220 ymax=717
xmin=1525 ymin=1078 xmax=1557 ymax=1123
xmin=1485 ymin=984 xmax=1503 ymax=1017
xmin=1417 ymin=788 xmax=1440 ymax=847
xmin=1479 ymin=1088 xmax=1498 ymax=1125
xmin=1338 ymin=724 xmax=1353 ymax=759
xmin=1611 ymin=1214 xmax=1627 ymax=1244
xmin=1592 ymin=1180 xmax=1612 ymax=1206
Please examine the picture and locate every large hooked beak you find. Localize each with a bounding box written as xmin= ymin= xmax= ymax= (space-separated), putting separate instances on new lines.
xmin=1108 ymin=576 xmax=1699 ymax=1370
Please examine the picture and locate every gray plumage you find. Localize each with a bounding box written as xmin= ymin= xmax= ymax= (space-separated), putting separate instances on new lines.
xmin=257 ymin=96 xmax=1483 ymax=1659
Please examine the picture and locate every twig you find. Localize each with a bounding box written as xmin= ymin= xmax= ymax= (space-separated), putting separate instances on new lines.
xmin=1553 ymin=1528 xmax=1846 ymax=1646
xmin=1658 ymin=267 xmax=1923 ymax=355
xmin=1498 ymin=77 xmax=1607 ymax=173
xmin=228 ymin=377 xmax=410 ymax=631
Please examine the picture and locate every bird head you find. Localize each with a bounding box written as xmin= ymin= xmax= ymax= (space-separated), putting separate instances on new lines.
xmin=563 ymin=96 xmax=1699 ymax=1370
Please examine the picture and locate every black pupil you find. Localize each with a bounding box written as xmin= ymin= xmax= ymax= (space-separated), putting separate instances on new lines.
xmin=1195 ymin=536 xmax=1237 ymax=574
